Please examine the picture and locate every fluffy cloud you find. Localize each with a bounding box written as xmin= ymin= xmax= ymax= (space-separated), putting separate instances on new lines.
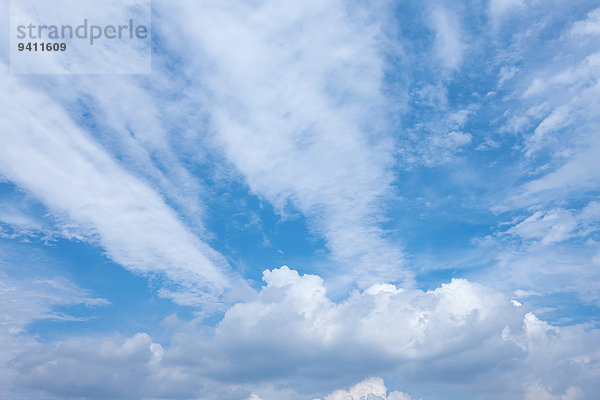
xmin=321 ymin=377 xmax=415 ymax=400
xmin=211 ymin=267 xmax=522 ymax=365
xmin=10 ymin=333 xmax=165 ymax=399
xmin=182 ymin=267 xmax=599 ymax=399
xmin=526 ymin=383 xmax=583 ymax=400
xmin=249 ymin=378 xmax=415 ymax=400
xmin=4 ymin=266 xmax=599 ymax=399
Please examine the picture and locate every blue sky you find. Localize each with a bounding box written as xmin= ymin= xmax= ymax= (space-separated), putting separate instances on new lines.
xmin=1 ymin=0 xmax=600 ymax=399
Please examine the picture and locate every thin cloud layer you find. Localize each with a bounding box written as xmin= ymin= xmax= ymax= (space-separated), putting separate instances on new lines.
xmin=0 ymin=260 xmax=110 ymax=399
xmin=0 ymin=72 xmax=237 ymax=306
xmin=156 ymin=0 xmax=407 ymax=287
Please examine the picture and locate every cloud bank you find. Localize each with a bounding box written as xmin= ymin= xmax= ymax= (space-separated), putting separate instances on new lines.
xmin=5 ymin=267 xmax=599 ymax=399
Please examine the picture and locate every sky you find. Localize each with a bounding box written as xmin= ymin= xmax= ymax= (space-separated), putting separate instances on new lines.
xmin=1 ymin=0 xmax=600 ymax=399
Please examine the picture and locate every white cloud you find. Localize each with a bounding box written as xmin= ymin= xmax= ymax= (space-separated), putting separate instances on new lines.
xmin=570 ymin=8 xmax=600 ymax=37
xmin=0 ymin=71 xmax=242 ymax=307
xmin=520 ymin=61 xmax=600 ymax=162
xmin=500 ymin=40 xmax=600 ymax=206
xmin=321 ymin=377 xmax=415 ymax=400
xmin=0 ymin=260 xmax=110 ymax=399
xmin=520 ymin=138 xmax=600 ymax=199
xmin=199 ymin=268 xmax=598 ymax=398
xmin=427 ymin=131 xmax=472 ymax=161
xmin=488 ymin=0 xmax=528 ymax=26
xmin=503 ymin=202 xmax=600 ymax=245
xmin=592 ymin=251 xmax=600 ymax=266
xmin=44 ymin=72 xmax=213 ymax=231
xmin=154 ymin=0 xmax=407 ymax=287
xmin=401 ymin=108 xmax=474 ymax=167
xmin=0 ymin=196 xmax=96 ymax=243
xmin=429 ymin=6 xmax=466 ymax=70
xmin=475 ymin=5 xmax=600 ymax=304
xmin=1 ymin=1 xmax=599 ymax=399
xmin=474 ymin=236 xmax=600 ymax=305
xmin=0 ymin=259 xmax=110 ymax=330
xmin=499 ymin=66 xmax=519 ymax=86
xmin=204 ymin=266 xmax=524 ymax=373
xmin=526 ymin=383 xmax=583 ymax=400
xmin=10 ymin=333 xmax=169 ymax=400
xmin=5 ymin=266 xmax=600 ymax=399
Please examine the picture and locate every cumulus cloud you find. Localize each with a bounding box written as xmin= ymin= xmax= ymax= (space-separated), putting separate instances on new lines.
xmin=211 ymin=267 xmax=522 ymax=364
xmin=193 ymin=267 xmax=598 ymax=399
xmin=4 ymin=267 xmax=600 ymax=399
xmin=526 ymin=383 xmax=583 ymax=400
xmin=10 ymin=333 xmax=166 ymax=399
xmin=321 ymin=377 xmax=415 ymax=400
